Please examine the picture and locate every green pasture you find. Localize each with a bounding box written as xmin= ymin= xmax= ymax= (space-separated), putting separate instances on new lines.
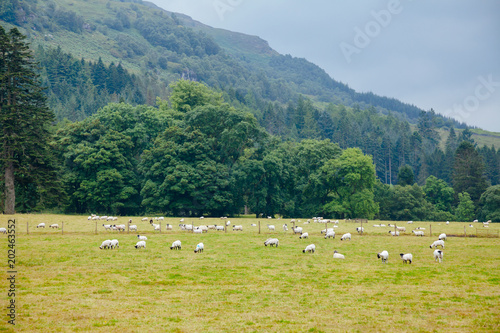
xmin=1 ymin=215 xmax=499 ymax=332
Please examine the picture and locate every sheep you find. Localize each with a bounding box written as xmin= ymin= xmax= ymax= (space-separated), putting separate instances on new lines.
xmin=250 ymin=224 xmax=257 ymax=227
xmin=396 ymin=226 xmax=406 ymax=232
xmin=49 ymin=224 xmax=59 ymax=229
xmin=114 ymin=224 xmax=126 ymax=232
xmin=267 ymin=224 xmax=275 ymax=231
xmin=321 ymin=228 xmax=334 ymax=234
xmin=36 ymin=223 xmax=46 ymax=228
xmin=389 ymin=230 xmax=400 ymax=236
xmin=0 ymin=228 xmax=6 ymax=234
xmin=100 ymin=216 xmax=108 ymax=220
xmin=170 ymin=240 xmax=182 ymax=250
xmin=193 ymin=228 xmax=202 ymax=234
xmin=407 ymin=221 xmax=413 ymax=224
xmin=433 ymin=249 xmax=444 ymax=263
xmin=292 ymin=226 xmax=303 ymax=234
xmin=196 ymin=225 xmax=207 ymax=233
xmin=333 ymin=250 xmax=345 ymax=259
xmin=137 ymin=235 xmax=147 ymax=241
xmin=415 ymin=227 xmax=425 ymax=230
xmin=232 ymin=225 xmax=243 ymax=231
xmin=264 ymin=238 xmax=279 ymax=247
xmin=430 ymin=240 xmax=445 ymax=249
xmin=99 ymin=240 xmax=112 ymax=249
xmin=226 ymin=221 xmax=231 ymax=226
xmin=135 ymin=240 xmax=146 ymax=249
xmin=302 ymin=244 xmax=316 ymax=253
xmin=446 ymin=221 xmax=450 ymax=225
xmin=438 ymin=233 xmax=447 ymax=241
xmin=299 ymin=232 xmax=309 ymax=239
xmin=165 ymin=224 xmax=173 ymax=230
xmin=340 ymin=233 xmax=351 ymax=241
xmin=102 ymin=224 xmax=112 ymax=231
xmin=208 ymin=225 xmax=217 ymax=230
xmin=324 ymin=230 xmax=335 ymax=239
xmin=110 ymin=239 xmax=119 ymax=249
xmin=283 ymin=224 xmax=288 ymax=231
xmin=356 ymin=227 xmax=364 ymax=234
xmin=152 ymin=223 xmax=160 ymax=231
xmin=400 ymin=253 xmax=413 ymax=264
xmin=129 ymin=225 xmax=138 ymax=232
xmin=412 ymin=230 xmax=424 ymax=237
xmin=194 ymin=243 xmax=204 ymax=253
xmin=142 ymin=217 xmax=149 ymax=221
xmin=215 ymin=225 xmax=225 ymax=231
xmin=377 ymin=250 xmax=389 ymax=263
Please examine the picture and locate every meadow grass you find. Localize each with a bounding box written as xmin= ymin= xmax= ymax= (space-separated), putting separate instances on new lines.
xmin=1 ymin=215 xmax=499 ymax=332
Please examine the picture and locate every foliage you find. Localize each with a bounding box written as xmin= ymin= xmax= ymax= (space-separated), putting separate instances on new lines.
xmin=453 ymin=141 xmax=489 ymax=204
xmin=479 ymin=185 xmax=500 ymax=222
xmin=455 ymin=192 xmax=476 ymax=222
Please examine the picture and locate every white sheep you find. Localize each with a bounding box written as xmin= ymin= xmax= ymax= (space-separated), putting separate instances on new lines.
xmin=170 ymin=240 xmax=182 ymax=250
xmin=412 ymin=230 xmax=424 ymax=237
xmin=267 ymin=224 xmax=275 ymax=231
xmin=333 ymin=250 xmax=345 ymax=259
xmin=399 ymin=253 xmax=413 ymax=264
xmin=340 ymin=233 xmax=351 ymax=241
xmin=396 ymin=226 xmax=406 ymax=232
xmin=389 ymin=230 xmax=400 ymax=236
xmin=433 ymin=249 xmax=444 ymax=263
xmin=114 ymin=224 xmax=126 ymax=232
xmin=438 ymin=233 xmax=447 ymax=241
xmin=49 ymin=224 xmax=59 ymax=229
xmin=142 ymin=217 xmax=149 ymax=221
xmin=324 ymin=230 xmax=335 ymax=239
xmin=99 ymin=239 xmax=112 ymax=249
xmin=0 ymin=228 xmax=6 ymax=234
xmin=321 ymin=228 xmax=334 ymax=234
xmin=110 ymin=239 xmax=119 ymax=249
xmin=292 ymin=226 xmax=303 ymax=234
xmin=215 ymin=225 xmax=225 ymax=231
xmin=446 ymin=221 xmax=450 ymax=225
xmin=135 ymin=240 xmax=146 ymax=249
xmin=36 ymin=223 xmax=45 ymax=228
xmin=303 ymin=244 xmax=316 ymax=253
xmin=102 ymin=224 xmax=112 ymax=231
xmin=137 ymin=235 xmax=147 ymax=241
xmin=129 ymin=225 xmax=138 ymax=231
xmin=250 ymin=224 xmax=257 ymax=227
xmin=407 ymin=221 xmax=413 ymax=224
xmin=152 ymin=223 xmax=160 ymax=231
xmin=377 ymin=250 xmax=389 ymax=263
xmin=194 ymin=242 xmax=204 ymax=253
xmin=264 ymin=238 xmax=279 ymax=247
xmin=165 ymin=224 xmax=173 ymax=230
xmin=232 ymin=225 xmax=243 ymax=231
xmin=193 ymin=228 xmax=202 ymax=234
xmin=283 ymin=224 xmax=288 ymax=231
xmin=299 ymin=232 xmax=309 ymax=239
xmin=356 ymin=227 xmax=364 ymax=234
xmin=430 ymin=240 xmax=445 ymax=249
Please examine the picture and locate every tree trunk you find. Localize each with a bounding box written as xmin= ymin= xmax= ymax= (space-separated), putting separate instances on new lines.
xmin=4 ymin=161 xmax=15 ymax=214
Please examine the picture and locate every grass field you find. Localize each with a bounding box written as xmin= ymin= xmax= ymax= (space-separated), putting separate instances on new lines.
xmin=1 ymin=215 xmax=499 ymax=332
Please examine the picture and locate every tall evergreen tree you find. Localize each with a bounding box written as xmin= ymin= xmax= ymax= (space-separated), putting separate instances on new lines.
xmin=0 ymin=27 xmax=56 ymax=213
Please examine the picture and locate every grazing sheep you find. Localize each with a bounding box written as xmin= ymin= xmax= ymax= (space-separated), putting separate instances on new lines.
xmin=193 ymin=228 xmax=202 ymax=234
xmin=142 ymin=217 xmax=149 ymax=221
xmin=114 ymin=224 xmax=126 ymax=232
xmin=232 ymin=225 xmax=243 ymax=231
xmin=194 ymin=243 xmax=204 ymax=253
xmin=407 ymin=221 xmax=413 ymax=224
xmin=377 ymin=250 xmax=389 ymax=263
xmin=264 ymin=238 xmax=279 ymax=247
xmin=170 ymin=240 xmax=182 ymax=250
xmin=412 ymin=230 xmax=424 ymax=237
xmin=283 ymin=224 xmax=288 ymax=231
xmin=129 ymin=225 xmax=138 ymax=231
xmin=324 ymin=230 xmax=335 ymax=239
xmin=299 ymin=232 xmax=309 ymax=239
xmin=356 ymin=227 xmax=364 ymax=234
xmin=400 ymin=253 xmax=413 ymax=264
xmin=215 ymin=225 xmax=225 ymax=231
xmin=208 ymin=225 xmax=217 ymax=230
xmin=430 ymin=240 xmax=445 ymax=249
xmin=438 ymin=233 xmax=447 ymax=241
xmin=433 ymin=249 xmax=444 ymax=263
xmin=292 ymin=226 xmax=303 ymax=234
xmin=303 ymin=244 xmax=316 ymax=253
xmin=321 ymin=228 xmax=334 ymax=234
xmin=333 ymin=250 xmax=345 ymax=259
xmin=152 ymin=223 xmax=160 ymax=231
xmin=135 ymin=240 xmax=146 ymax=249
xmin=0 ymin=228 xmax=6 ymax=234
xmin=267 ymin=224 xmax=275 ymax=231
xmin=396 ymin=226 xmax=406 ymax=232
xmin=446 ymin=221 xmax=450 ymax=225
xmin=340 ymin=233 xmax=351 ymax=241
xmin=102 ymin=224 xmax=112 ymax=231
xmin=36 ymin=223 xmax=46 ymax=228
xmin=110 ymin=239 xmax=119 ymax=249
xmin=137 ymin=235 xmax=147 ymax=241
xmin=99 ymin=240 xmax=112 ymax=249
xmin=389 ymin=230 xmax=400 ymax=236
xmin=49 ymin=224 xmax=59 ymax=229
xmin=415 ymin=227 xmax=425 ymax=230
xmin=251 ymin=224 xmax=257 ymax=227
xmin=226 ymin=221 xmax=231 ymax=226
xmin=165 ymin=224 xmax=173 ymax=230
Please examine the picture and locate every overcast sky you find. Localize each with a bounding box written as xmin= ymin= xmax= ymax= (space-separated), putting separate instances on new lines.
xmin=148 ymin=0 xmax=500 ymax=132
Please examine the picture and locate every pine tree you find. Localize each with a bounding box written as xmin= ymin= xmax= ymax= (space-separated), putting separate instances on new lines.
xmin=0 ymin=27 xmax=56 ymax=213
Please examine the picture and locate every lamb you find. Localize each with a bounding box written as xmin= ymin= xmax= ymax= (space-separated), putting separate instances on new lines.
xmin=267 ymin=224 xmax=275 ymax=231
xmin=49 ymin=224 xmax=59 ymax=229
xmin=400 ymin=253 xmax=413 ymax=264
xmin=283 ymin=224 xmax=288 ymax=231
xmin=333 ymin=250 xmax=345 ymax=259
xmin=264 ymin=238 xmax=279 ymax=247
xmin=152 ymin=223 xmax=160 ymax=231
xmin=340 ymin=233 xmax=351 ymax=241
xmin=299 ymin=232 xmax=309 ymax=239
xmin=232 ymin=225 xmax=243 ymax=231
xmin=377 ymin=250 xmax=389 ymax=263
xmin=110 ymin=239 xmax=119 ymax=249
xmin=438 ymin=233 xmax=447 ymax=241
xmin=135 ymin=240 xmax=146 ymax=249
xmin=102 ymin=224 xmax=112 ymax=231
xmin=170 ymin=240 xmax=182 ymax=250
xmin=412 ymin=230 xmax=424 ymax=237
xmin=36 ymin=223 xmax=45 ymax=228
xmin=0 ymin=228 xmax=6 ymax=234
xmin=446 ymin=221 xmax=450 ymax=225
xmin=129 ymin=225 xmax=138 ymax=231
xmin=356 ymin=227 xmax=364 ymax=234
xmin=324 ymin=230 xmax=335 ymax=239
xmin=165 ymin=224 xmax=173 ymax=230
xmin=194 ymin=243 xmax=204 ymax=253
xmin=114 ymin=224 xmax=126 ymax=232
xmin=137 ymin=235 xmax=147 ymax=241
xmin=292 ymin=226 xmax=303 ymax=234
xmin=99 ymin=240 xmax=112 ymax=249
xmin=389 ymin=230 xmax=400 ymax=236
xmin=430 ymin=240 xmax=445 ymax=249
xmin=303 ymin=244 xmax=316 ymax=253
xmin=434 ymin=249 xmax=444 ymax=263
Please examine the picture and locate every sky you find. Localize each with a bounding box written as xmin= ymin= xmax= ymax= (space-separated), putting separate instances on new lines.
xmin=148 ymin=0 xmax=500 ymax=132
